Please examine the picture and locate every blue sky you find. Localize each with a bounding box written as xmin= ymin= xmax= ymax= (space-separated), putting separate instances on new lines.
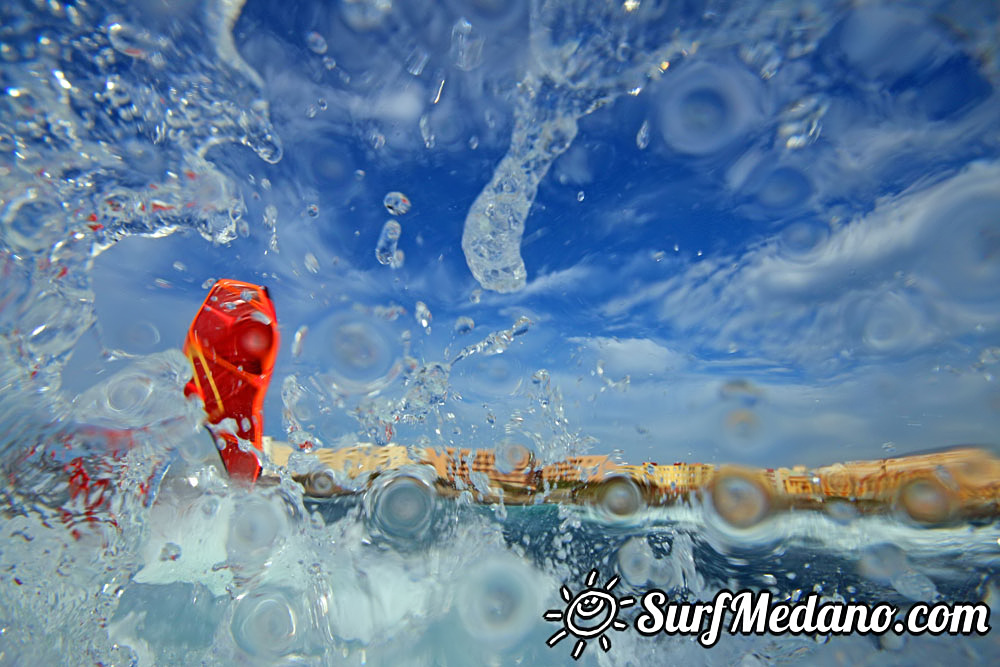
xmin=57 ymin=0 xmax=1000 ymax=471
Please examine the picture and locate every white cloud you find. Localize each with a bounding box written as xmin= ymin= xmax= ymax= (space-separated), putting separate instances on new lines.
xmin=569 ymin=336 xmax=687 ymax=377
xmin=598 ymin=161 xmax=1000 ymax=371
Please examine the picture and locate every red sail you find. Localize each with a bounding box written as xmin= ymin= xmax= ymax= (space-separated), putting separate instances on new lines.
xmin=183 ymin=280 xmax=279 ymax=481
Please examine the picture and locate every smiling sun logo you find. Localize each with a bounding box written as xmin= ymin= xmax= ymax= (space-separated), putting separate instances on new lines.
xmin=544 ymin=569 xmax=636 ymax=660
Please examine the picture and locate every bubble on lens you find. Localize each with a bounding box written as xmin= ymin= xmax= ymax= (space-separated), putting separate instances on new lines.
xmin=493 ymin=440 xmax=532 ymax=474
xmin=858 ymin=543 xmax=907 ymax=585
xmin=709 ymin=470 xmax=772 ymax=530
xmin=838 ymin=7 xmax=949 ymax=82
xmin=917 ymin=175 xmax=1000 ymax=310
xmin=897 ymin=477 xmax=956 ymax=525
xmin=72 ymin=352 xmax=195 ymax=429
xmin=114 ymin=320 xmax=161 ymax=355
xmin=719 ymin=379 xmax=763 ymax=407
xmin=617 ymin=536 xmax=665 ymax=588
xmin=890 ymin=568 xmax=939 ymax=602
xmin=824 ymin=500 xmax=858 ymax=524
xmin=383 ymin=191 xmax=411 ymax=215
xmin=592 ymin=476 xmax=644 ymax=521
xmin=451 ymin=353 xmax=523 ymax=400
xmin=303 ymin=467 xmax=339 ymax=498
xmin=312 ymin=312 xmax=404 ymax=395
xmin=366 ymin=471 xmax=437 ymax=544
xmin=778 ymin=220 xmax=830 ymax=261
xmin=230 ymin=588 xmax=299 ymax=658
xmin=844 ymin=292 xmax=929 ymax=356
xmin=879 ymin=633 xmax=906 ymax=652
xmin=227 ymin=496 xmax=287 ymax=563
xmin=105 ymin=372 xmax=154 ymax=414
xmin=752 ymin=165 xmax=813 ymax=213
xmin=657 ymin=61 xmax=766 ymax=156
xmin=456 ymin=556 xmax=539 ymax=649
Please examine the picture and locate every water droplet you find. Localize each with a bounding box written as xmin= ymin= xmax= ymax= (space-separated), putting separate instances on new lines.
xmin=306 ymin=203 xmax=319 ymax=218
xmin=376 ymin=220 xmax=403 ymax=268
xmin=107 ymin=22 xmax=170 ymax=63
xmin=262 ymin=205 xmax=279 ymax=250
xmin=636 ymin=120 xmax=651 ymax=150
xmin=304 ymin=253 xmax=319 ymax=273
xmin=159 ymin=542 xmax=181 ymax=561
xmin=306 ymin=31 xmax=328 ymax=55
xmin=450 ymin=18 xmax=485 ymax=71
xmin=616 ymin=41 xmax=633 ymax=62
xmin=405 ymin=47 xmax=429 ymax=76
xmin=292 ymin=326 xmax=308 ymax=358
xmin=576 ymin=191 xmax=585 ymax=202
xmin=415 ymin=301 xmax=432 ymax=331
xmin=382 ymin=192 xmax=411 ymax=217
xmin=201 ymin=497 xmax=220 ymax=517
xmin=341 ymin=0 xmax=392 ymax=30
xmin=419 ymin=114 xmax=435 ymax=148
xmin=454 ymin=316 xmax=475 ymax=335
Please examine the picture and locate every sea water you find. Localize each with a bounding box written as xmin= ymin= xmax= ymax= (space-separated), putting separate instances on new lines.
xmin=1 ymin=0 xmax=999 ymax=664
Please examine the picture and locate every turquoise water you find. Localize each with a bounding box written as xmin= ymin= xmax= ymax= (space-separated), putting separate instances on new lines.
xmin=2 ymin=0 xmax=999 ymax=664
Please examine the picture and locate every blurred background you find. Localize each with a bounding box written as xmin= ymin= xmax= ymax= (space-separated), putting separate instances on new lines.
xmin=3 ymin=0 xmax=1000 ymax=664
xmin=48 ymin=0 xmax=1000 ymax=469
